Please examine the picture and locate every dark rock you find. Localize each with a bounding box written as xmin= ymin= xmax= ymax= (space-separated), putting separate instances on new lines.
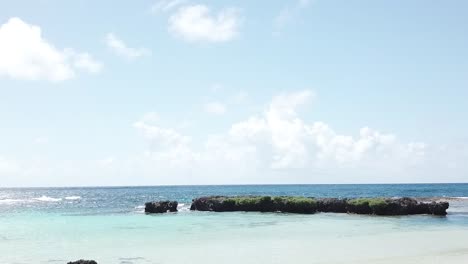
xmin=145 ymin=201 xmax=178 ymax=213
xmin=316 ymin=198 xmax=348 ymax=213
xmin=67 ymin=260 xmax=97 ymax=264
xmin=345 ymin=197 xmax=449 ymax=216
xmin=273 ymin=196 xmax=317 ymax=214
xmin=346 ymin=200 xmax=373 ymax=214
xmin=191 ymin=196 xmax=317 ymax=214
xmin=190 ymin=196 xmax=227 ymax=212
xmin=427 ymin=201 xmax=449 ymax=216
xmin=190 ymin=196 xmax=449 ymax=216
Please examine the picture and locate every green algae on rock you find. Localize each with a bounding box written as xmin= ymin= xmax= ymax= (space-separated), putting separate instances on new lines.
xmin=190 ymin=196 xmax=449 ymax=216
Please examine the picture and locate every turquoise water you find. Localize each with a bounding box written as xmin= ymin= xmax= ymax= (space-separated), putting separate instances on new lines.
xmin=1 ymin=184 xmax=468 ymax=263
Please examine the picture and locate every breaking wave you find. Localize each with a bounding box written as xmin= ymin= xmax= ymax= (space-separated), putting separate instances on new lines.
xmin=33 ymin=196 xmax=62 ymax=202
xmin=0 ymin=198 xmax=25 ymax=204
xmin=65 ymin=196 xmax=81 ymax=200
xmin=177 ymin=203 xmax=191 ymax=212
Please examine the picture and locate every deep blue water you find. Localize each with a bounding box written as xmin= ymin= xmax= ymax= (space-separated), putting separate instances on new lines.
xmin=1 ymin=184 xmax=467 ymax=215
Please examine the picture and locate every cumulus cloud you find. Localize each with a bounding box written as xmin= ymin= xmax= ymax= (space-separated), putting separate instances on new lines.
xmin=168 ymin=5 xmax=241 ymax=43
xmin=2 ymin=90 xmax=466 ymax=186
xmin=0 ymin=17 xmax=101 ymax=82
xmin=105 ymin=33 xmax=151 ymax=60
xmin=4 ymin=90 xmax=461 ymax=186
xmin=133 ymin=119 xmax=196 ymax=167
xmin=134 ymin=120 xmax=190 ymax=149
xmin=222 ymin=90 xmax=425 ymax=169
xmin=135 ymin=90 xmax=427 ymax=174
xmin=204 ymin=101 xmax=226 ymax=115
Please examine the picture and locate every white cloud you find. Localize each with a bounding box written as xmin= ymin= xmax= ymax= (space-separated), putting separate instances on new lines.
xmin=0 ymin=17 xmax=101 ymax=82
xmin=204 ymin=101 xmax=226 ymax=115
xmin=168 ymin=5 xmax=241 ymax=43
xmin=72 ymin=52 xmax=103 ymax=73
xmin=225 ymin=90 xmax=426 ymax=169
xmin=134 ymin=120 xmax=191 ymax=151
xmin=151 ymin=0 xmax=187 ymax=13
xmin=133 ymin=119 xmax=196 ymax=167
xmin=134 ymin=90 xmax=427 ymax=175
xmin=4 ymin=90 xmax=466 ymax=186
xmin=105 ymin=33 xmax=151 ymax=60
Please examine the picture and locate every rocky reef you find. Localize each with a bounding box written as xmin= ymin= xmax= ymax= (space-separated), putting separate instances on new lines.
xmin=145 ymin=200 xmax=178 ymax=213
xmin=67 ymin=260 xmax=97 ymax=264
xmin=190 ymin=196 xmax=449 ymax=216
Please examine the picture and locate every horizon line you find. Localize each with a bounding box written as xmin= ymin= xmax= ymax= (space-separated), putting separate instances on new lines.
xmin=2 ymin=182 xmax=468 ymax=189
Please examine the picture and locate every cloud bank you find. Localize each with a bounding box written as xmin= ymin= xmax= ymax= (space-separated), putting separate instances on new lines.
xmin=2 ymin=90 xmax=465 ymax=186
xmin=132 ymin=90 xmax=433 ymax=184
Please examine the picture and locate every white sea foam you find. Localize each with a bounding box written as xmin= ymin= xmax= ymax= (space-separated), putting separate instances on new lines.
xmin=177 ymin=203 xmax=191 ymax=212
xmin=33 ymin=196 xmax=62 ymax=202
xmin=134 ymin=205 xmax=146 ymax=214
xmin=0 ymin=198 xmax=25 ymax=204
xmin=65 ymin=196 xmax=81 ymax=200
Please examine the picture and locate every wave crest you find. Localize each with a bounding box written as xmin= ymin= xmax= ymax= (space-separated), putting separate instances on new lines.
xmin=0 ymin=198 xmax=25 ymax=204
xmin=65 ymin=196 xmax=81 ymax=200
xmin=33 ymin=196 xmax=62 ymax=202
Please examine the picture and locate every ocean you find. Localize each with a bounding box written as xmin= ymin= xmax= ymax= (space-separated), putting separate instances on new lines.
xmin=1 ymin=184 xmax=468 ymax=263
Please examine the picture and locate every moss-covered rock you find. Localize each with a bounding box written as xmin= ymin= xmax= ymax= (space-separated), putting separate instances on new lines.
xmin=347 ymin=198 xmax=387 ymax=214
xmin=190 ymin=196 xmax=317 ymax=214
xmin=316 ymin=198 xmax=348 ymax=213
xmin=190 ymin=196 xmax=449 ymax=216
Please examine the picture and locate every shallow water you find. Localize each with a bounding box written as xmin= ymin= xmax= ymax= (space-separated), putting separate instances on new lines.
xmin=1 ymin=184 xmax=468 ymax=263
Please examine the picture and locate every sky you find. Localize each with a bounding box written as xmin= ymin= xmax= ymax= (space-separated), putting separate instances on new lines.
xmin=0 ymin=0 xmax=467 ymax=187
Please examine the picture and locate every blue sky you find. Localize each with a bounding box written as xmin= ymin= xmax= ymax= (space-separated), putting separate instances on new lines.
xmin=0 ymin=0 xmax=467 ymax=187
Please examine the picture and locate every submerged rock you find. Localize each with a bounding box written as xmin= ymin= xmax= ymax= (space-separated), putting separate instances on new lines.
xmin=67 ymin=260 xmax=97 ymax=264
xmin=190 ymin=196 xmax=449 ymax=216
xmin=145 ymin=201 xmax=178 ymax=213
